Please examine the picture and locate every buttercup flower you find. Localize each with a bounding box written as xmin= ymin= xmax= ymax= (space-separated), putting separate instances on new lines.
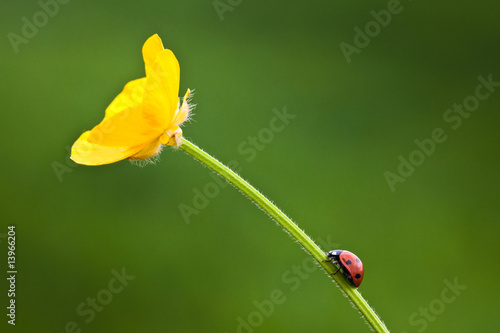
xmin=71 ymin=34 xmax=191 ymax=165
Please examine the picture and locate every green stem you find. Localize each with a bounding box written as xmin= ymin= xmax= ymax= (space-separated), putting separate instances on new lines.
xmin=179 ymin=138 xmax=389 ymax=333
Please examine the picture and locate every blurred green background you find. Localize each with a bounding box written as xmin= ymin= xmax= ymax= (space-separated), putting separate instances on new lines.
xmin=1 ymin=0 xmax=499 ymax=332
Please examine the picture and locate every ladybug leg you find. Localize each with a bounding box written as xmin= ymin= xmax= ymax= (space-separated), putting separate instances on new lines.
xmin=330 ymin=261 xmax=341 ymax=275
xmin=322 ymin=254 xmax=335 ymax=263
xmin=323 ymin=256 xmax=341 ymax=275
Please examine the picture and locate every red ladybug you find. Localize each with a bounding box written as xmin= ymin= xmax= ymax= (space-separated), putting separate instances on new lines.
xmin=325 ymin=250 xmax=364 ymax=288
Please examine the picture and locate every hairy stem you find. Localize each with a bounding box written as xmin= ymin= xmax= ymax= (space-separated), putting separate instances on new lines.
xmin=179 ymin=138 xmax=389 ymax=333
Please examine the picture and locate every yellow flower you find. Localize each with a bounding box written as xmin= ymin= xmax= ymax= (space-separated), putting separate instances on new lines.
xmin=71 ymin=34 xmax=192 ymax=166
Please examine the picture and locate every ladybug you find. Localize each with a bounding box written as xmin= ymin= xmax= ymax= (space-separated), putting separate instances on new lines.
xmin=325 ymin=250 xmax=364 ymax=288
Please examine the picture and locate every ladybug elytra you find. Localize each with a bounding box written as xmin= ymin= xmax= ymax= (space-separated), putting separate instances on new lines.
xmin=325 ymin=250 xmax=364 ymax=288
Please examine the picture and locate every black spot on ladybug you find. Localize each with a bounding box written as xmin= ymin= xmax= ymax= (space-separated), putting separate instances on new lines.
xmin=355 ymin=274 xmax=361 ymax=279
xmin=345 ymin=260 xmax=352 ymax=265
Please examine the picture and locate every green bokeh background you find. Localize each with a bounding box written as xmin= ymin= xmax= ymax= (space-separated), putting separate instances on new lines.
xmin=1 ymin=0 xmax=499 ymax=332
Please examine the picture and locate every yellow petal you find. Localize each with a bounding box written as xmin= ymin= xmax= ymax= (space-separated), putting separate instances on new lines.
xmin=142 ymin=34 xmax=165 ymax=78
xmin=104 ymin=78 xmax=146 ymax=119
xmin=129 ymin=137 xmax=162 ymax=160
xmin=71 ymin=131 xmax=146 ymax=166
xmin=87 ymin=104 xmax=161 ymax=148
xmin=71 ymin=34 xmax=189 ymax=166
xmin=141 ymin=49 xmax=180 ymax=129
